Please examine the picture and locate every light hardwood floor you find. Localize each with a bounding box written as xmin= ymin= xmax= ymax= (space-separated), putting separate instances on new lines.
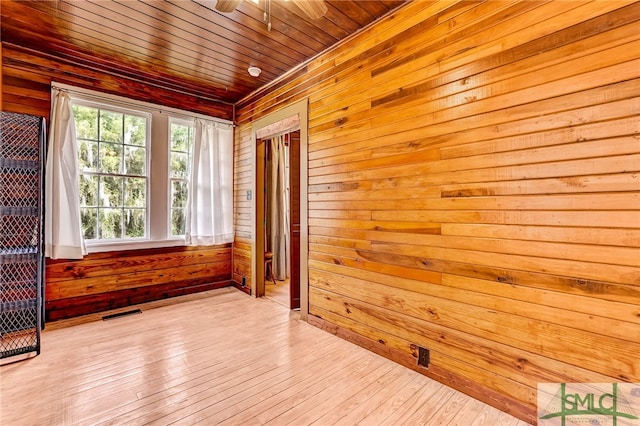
xmin=0 ymin=288 xmax=531 ymax=425
xmin=266 ymin=278 xmax=290 ymax=309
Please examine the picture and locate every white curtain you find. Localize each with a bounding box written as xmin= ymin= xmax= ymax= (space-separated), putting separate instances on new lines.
xmin=45 ymin=88 xmax=86 ymax=259
xmin=268 ymin=135 xmax=289 ymax=280
xmin=186 ymin=119 xmax=234 ymax=245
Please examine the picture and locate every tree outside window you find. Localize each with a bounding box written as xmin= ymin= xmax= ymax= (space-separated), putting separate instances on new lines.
xmin=73 ymin=104 xmax=148 ymax=241
xmin=169 ymin=121 xmax=194 ymax=237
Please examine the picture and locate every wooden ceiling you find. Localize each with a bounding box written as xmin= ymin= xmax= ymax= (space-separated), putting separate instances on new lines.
xmin=1 ymin=0 xmax=407 ymax=108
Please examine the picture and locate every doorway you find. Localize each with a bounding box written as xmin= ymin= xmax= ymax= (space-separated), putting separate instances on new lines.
xmin=263 ymin=131 xmax=301 ymax=309
xmin=250 ymin=100 xmax=308 ymax=318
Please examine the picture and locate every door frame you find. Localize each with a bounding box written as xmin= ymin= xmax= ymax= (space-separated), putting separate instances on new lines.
xmin=250 ymin=99 xmax=308 ymax=320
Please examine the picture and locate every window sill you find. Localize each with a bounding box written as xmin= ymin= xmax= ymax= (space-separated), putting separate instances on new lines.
xmin=85 ymin=238 xmax=187 ymax=254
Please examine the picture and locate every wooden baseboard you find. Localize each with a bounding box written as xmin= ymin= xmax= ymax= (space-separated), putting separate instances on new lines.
xmin=45 ymin=280 xmax=233 ymax=321
xmin=232 ymin=280 xmax=251 ymax=295
xmin=307 ymin=314 xmax=535 ymax=424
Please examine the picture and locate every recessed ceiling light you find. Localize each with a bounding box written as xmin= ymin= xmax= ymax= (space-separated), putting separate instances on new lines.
xmin=248 ymin=66 xmax=262 ymax=77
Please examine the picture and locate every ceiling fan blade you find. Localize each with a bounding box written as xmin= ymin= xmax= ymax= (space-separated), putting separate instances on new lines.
xmin=292 ymin=0 xmax=328 ymax=20
xmin=215 ymin=0 xmax=242 ymax=13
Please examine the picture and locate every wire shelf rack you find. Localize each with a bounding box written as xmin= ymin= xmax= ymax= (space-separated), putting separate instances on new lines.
xmin=0 ymin=111 xmax=45 ymax=361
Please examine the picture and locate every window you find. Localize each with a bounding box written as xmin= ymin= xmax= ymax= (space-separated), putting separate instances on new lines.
xmin=74 ymin=104 xmax=149 ymax=241
xmin=169 ymin=120 xmax=194 ymax=237
xmin=57 ymin=83 xmax=232 ymax=252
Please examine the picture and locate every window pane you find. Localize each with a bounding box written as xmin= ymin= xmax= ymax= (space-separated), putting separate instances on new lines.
xmin=124 ymin=177 xmax=146 ymax=208
xmin=169 ymin=121 xmax=194 ymax=237
xmin=124 ymin=114 xmax=146 ymax=146
xmin=171 ymin=180 xmax=188 ymax=208
xmin=99 ymin=110 xmax=123 ymax=143
xmin=125 ymin=146 xmax=146 ymax=175
xmin=79 ymin=175 xmax=98 ymax=207
xmin=124 ymin=209 xmax=145 ymax=238
xmin=99 ymin=142 xmax=123 ymax=174
xmin=73 ymin=105 xmax=98 ymax=140
xmin=171 ymin=123 xmax=192 ymax=152
xmin=81 ymin=208 xmax=98 ymax=240
xmin=75 ymin=104 xmax=149 ymax=243
xmin=170 ymin=152 xmax=189 ymax=179
xmin=100 ymin=176 xmax=123 ymax=207
xmin=78 ymin=139 xmax=98 ymax=172
xmin=99 ymin=208 xmax=123 ymax=239
xmin=171 ymin=208 xmax=186 ymax=236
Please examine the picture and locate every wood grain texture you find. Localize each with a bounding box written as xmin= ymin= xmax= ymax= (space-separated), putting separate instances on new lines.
xmin=231 ymin=238 xmax=252 ymax=293
xmin=233 ymin=1 xmax=640 ymax=423
xmin=45 ymin=245 xmax=232 ymax=321
xmin=0 ymin=0 xmax=406 ymax=107
xmin=0 ymin=289 xmax=528 ymax=425
xmin=1 ymin=44 xmax=233 ymax=120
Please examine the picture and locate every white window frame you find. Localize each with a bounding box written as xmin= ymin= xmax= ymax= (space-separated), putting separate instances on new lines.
xmin=72 ymin=99 xmax=152 ymax=244
xmin=52 ymin=82 xmax=233 ymax=253
xmin=168 ymin=117 xmax=195 ymax=238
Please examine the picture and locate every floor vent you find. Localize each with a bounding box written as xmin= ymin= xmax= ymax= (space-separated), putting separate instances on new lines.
xmin=102 ymin=309 xmax=142 ymax=321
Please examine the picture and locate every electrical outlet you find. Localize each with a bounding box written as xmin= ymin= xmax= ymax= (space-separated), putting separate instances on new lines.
xmin=417 ymin=346 xmax=430 ymax=368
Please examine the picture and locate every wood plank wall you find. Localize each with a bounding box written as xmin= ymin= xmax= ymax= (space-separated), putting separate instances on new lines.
xmin=0 ymin=44 xmax=3 ymax=106
xmin=1 ymin=45 xmax=234 ymax=320
xmin=234 ymin=1 xmax=640 ymax=422
xmin=45 ymin=245 xmax=232 ymax=321
xmin=1 ymin=44 xmax=233 ymax=120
